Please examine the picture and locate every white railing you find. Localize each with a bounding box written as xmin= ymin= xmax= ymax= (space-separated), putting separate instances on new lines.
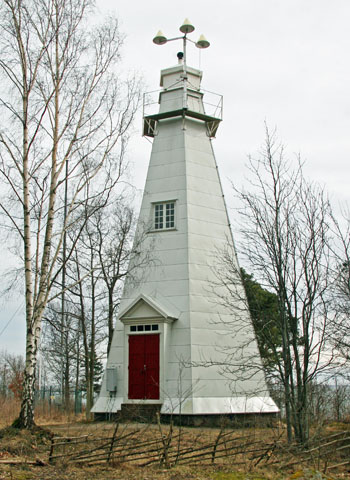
xmin=143 ymin=88 xmax=223 ymax=120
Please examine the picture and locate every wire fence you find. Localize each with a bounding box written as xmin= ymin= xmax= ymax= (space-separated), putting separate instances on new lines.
xmin=34 ymin=387 xmax=84 ymax=415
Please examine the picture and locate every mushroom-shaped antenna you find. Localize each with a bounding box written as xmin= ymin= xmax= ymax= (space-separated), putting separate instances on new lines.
xmin=180 ymin=18 xmax=195 ymax=34
xmin=195 ymin=34 xmax=210 ymax=49
xmin=153 ymin=30 xmax=167 ymax=45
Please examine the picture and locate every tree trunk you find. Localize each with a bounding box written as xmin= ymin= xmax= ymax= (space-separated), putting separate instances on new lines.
xmin=15 ymin=329 xmax=38 ymax=428
xmin=107 ymin=289 xmax=114 ymax=355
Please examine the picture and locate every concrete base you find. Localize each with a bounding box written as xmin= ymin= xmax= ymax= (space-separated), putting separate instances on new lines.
xmin=160 ymin=412 xmax=278 ymax=428
xmin=94 ymin=406 xmax=278 ymax=428
xmin=94 ymin=403 xmax=161 ymax=423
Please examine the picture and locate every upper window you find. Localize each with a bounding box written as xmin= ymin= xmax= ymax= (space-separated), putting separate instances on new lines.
xmin=130 ymin=324 xmax=159 ymax=332
xmin=154 ymin=201 xmax=175 ymax=230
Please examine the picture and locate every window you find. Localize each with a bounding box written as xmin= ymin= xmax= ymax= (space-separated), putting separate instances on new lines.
xmin=166 ymin=202 xmax=175 ymax=228
xmin=155 ymin=204 xmax=164 ymax=229
xmin=130 ymin=324 xmax=159 ymax=333
xmin=154 ymin=202 xmax=175 ymax=230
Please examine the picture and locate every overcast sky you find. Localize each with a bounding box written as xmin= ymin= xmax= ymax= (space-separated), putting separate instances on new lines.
xmin=1 ymin=0 xmax=349 ymax=355
xmin=107 ymin=0 xmax=350 ymax=201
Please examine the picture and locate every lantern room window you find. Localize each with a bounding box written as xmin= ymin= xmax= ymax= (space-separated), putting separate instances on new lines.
xmin=154 ymin=201 xmax=175 ymax=230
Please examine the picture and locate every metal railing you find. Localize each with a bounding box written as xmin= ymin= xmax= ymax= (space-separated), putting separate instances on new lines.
xmin=143 ymin=88 xmax=223 ymax=120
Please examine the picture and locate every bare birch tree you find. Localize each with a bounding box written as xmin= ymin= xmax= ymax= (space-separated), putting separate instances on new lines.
xmin=40 ymin=185 xmax=150 ymax=416
xmin=66 ymin=198 xmax=149 ymax=416
xmin=215 ymin=127 xmax=334 ymax=444
xmin=69 ymin=232 xmax=106 ymax=418
xmin=0 ymin=0 xmax=141 ymax=428
xmin=94 ymin=201 xmax=151 ymax=354
xmin=328 ymin=211 xmax=350 ymax=366
xmin=41 ymin=299 xmax=80 ymax=407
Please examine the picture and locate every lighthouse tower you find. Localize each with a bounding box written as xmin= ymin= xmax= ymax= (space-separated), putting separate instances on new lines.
xmin=92 ymin=22 xmax=278 ymax=420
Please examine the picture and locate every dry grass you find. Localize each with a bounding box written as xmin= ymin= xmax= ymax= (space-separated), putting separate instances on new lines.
xmin=0 ymin=396 xmax=21 ymax=428
xmin=1 ymin=394 xmax=349 ymax=480
xmin=0 ymin=411 xmax=349 ymax=480
xmin=0 ymin=395 xmax=84 ymax=429
xmin=0 ymin=422 xmax=279 ymax=480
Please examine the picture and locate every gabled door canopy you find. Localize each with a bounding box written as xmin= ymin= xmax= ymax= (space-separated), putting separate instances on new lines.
xmin=119 ymin=292 xmax=179 ymax=324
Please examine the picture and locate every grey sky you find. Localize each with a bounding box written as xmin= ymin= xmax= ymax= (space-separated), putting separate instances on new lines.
xmin=107 ymin=0 xmax=350 ymax=201
xmin=1 ymin=0 xmax=349 ymax=355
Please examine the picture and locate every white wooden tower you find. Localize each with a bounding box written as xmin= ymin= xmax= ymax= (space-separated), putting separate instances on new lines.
xmin=92 ymin=21 xmax=278 ymax=419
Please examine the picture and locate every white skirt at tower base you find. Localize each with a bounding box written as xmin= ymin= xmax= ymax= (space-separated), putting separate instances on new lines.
xmin=92 ymin=396 xmax=278 ymax=415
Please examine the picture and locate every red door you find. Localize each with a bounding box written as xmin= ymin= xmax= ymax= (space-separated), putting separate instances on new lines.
xmin=128 ymin=334 xmax=159 ymax=399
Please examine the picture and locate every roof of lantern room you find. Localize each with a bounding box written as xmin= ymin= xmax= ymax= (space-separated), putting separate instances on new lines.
xmin=143 ymin=62 xmax=223 ymax=138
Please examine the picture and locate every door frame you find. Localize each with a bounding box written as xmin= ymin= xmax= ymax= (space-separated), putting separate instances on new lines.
xmin=122 ymin=319 xmax=170 ymax=405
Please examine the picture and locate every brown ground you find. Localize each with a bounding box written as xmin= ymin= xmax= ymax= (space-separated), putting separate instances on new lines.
xmin=0 ymin=420 xmax=349 ymax=480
